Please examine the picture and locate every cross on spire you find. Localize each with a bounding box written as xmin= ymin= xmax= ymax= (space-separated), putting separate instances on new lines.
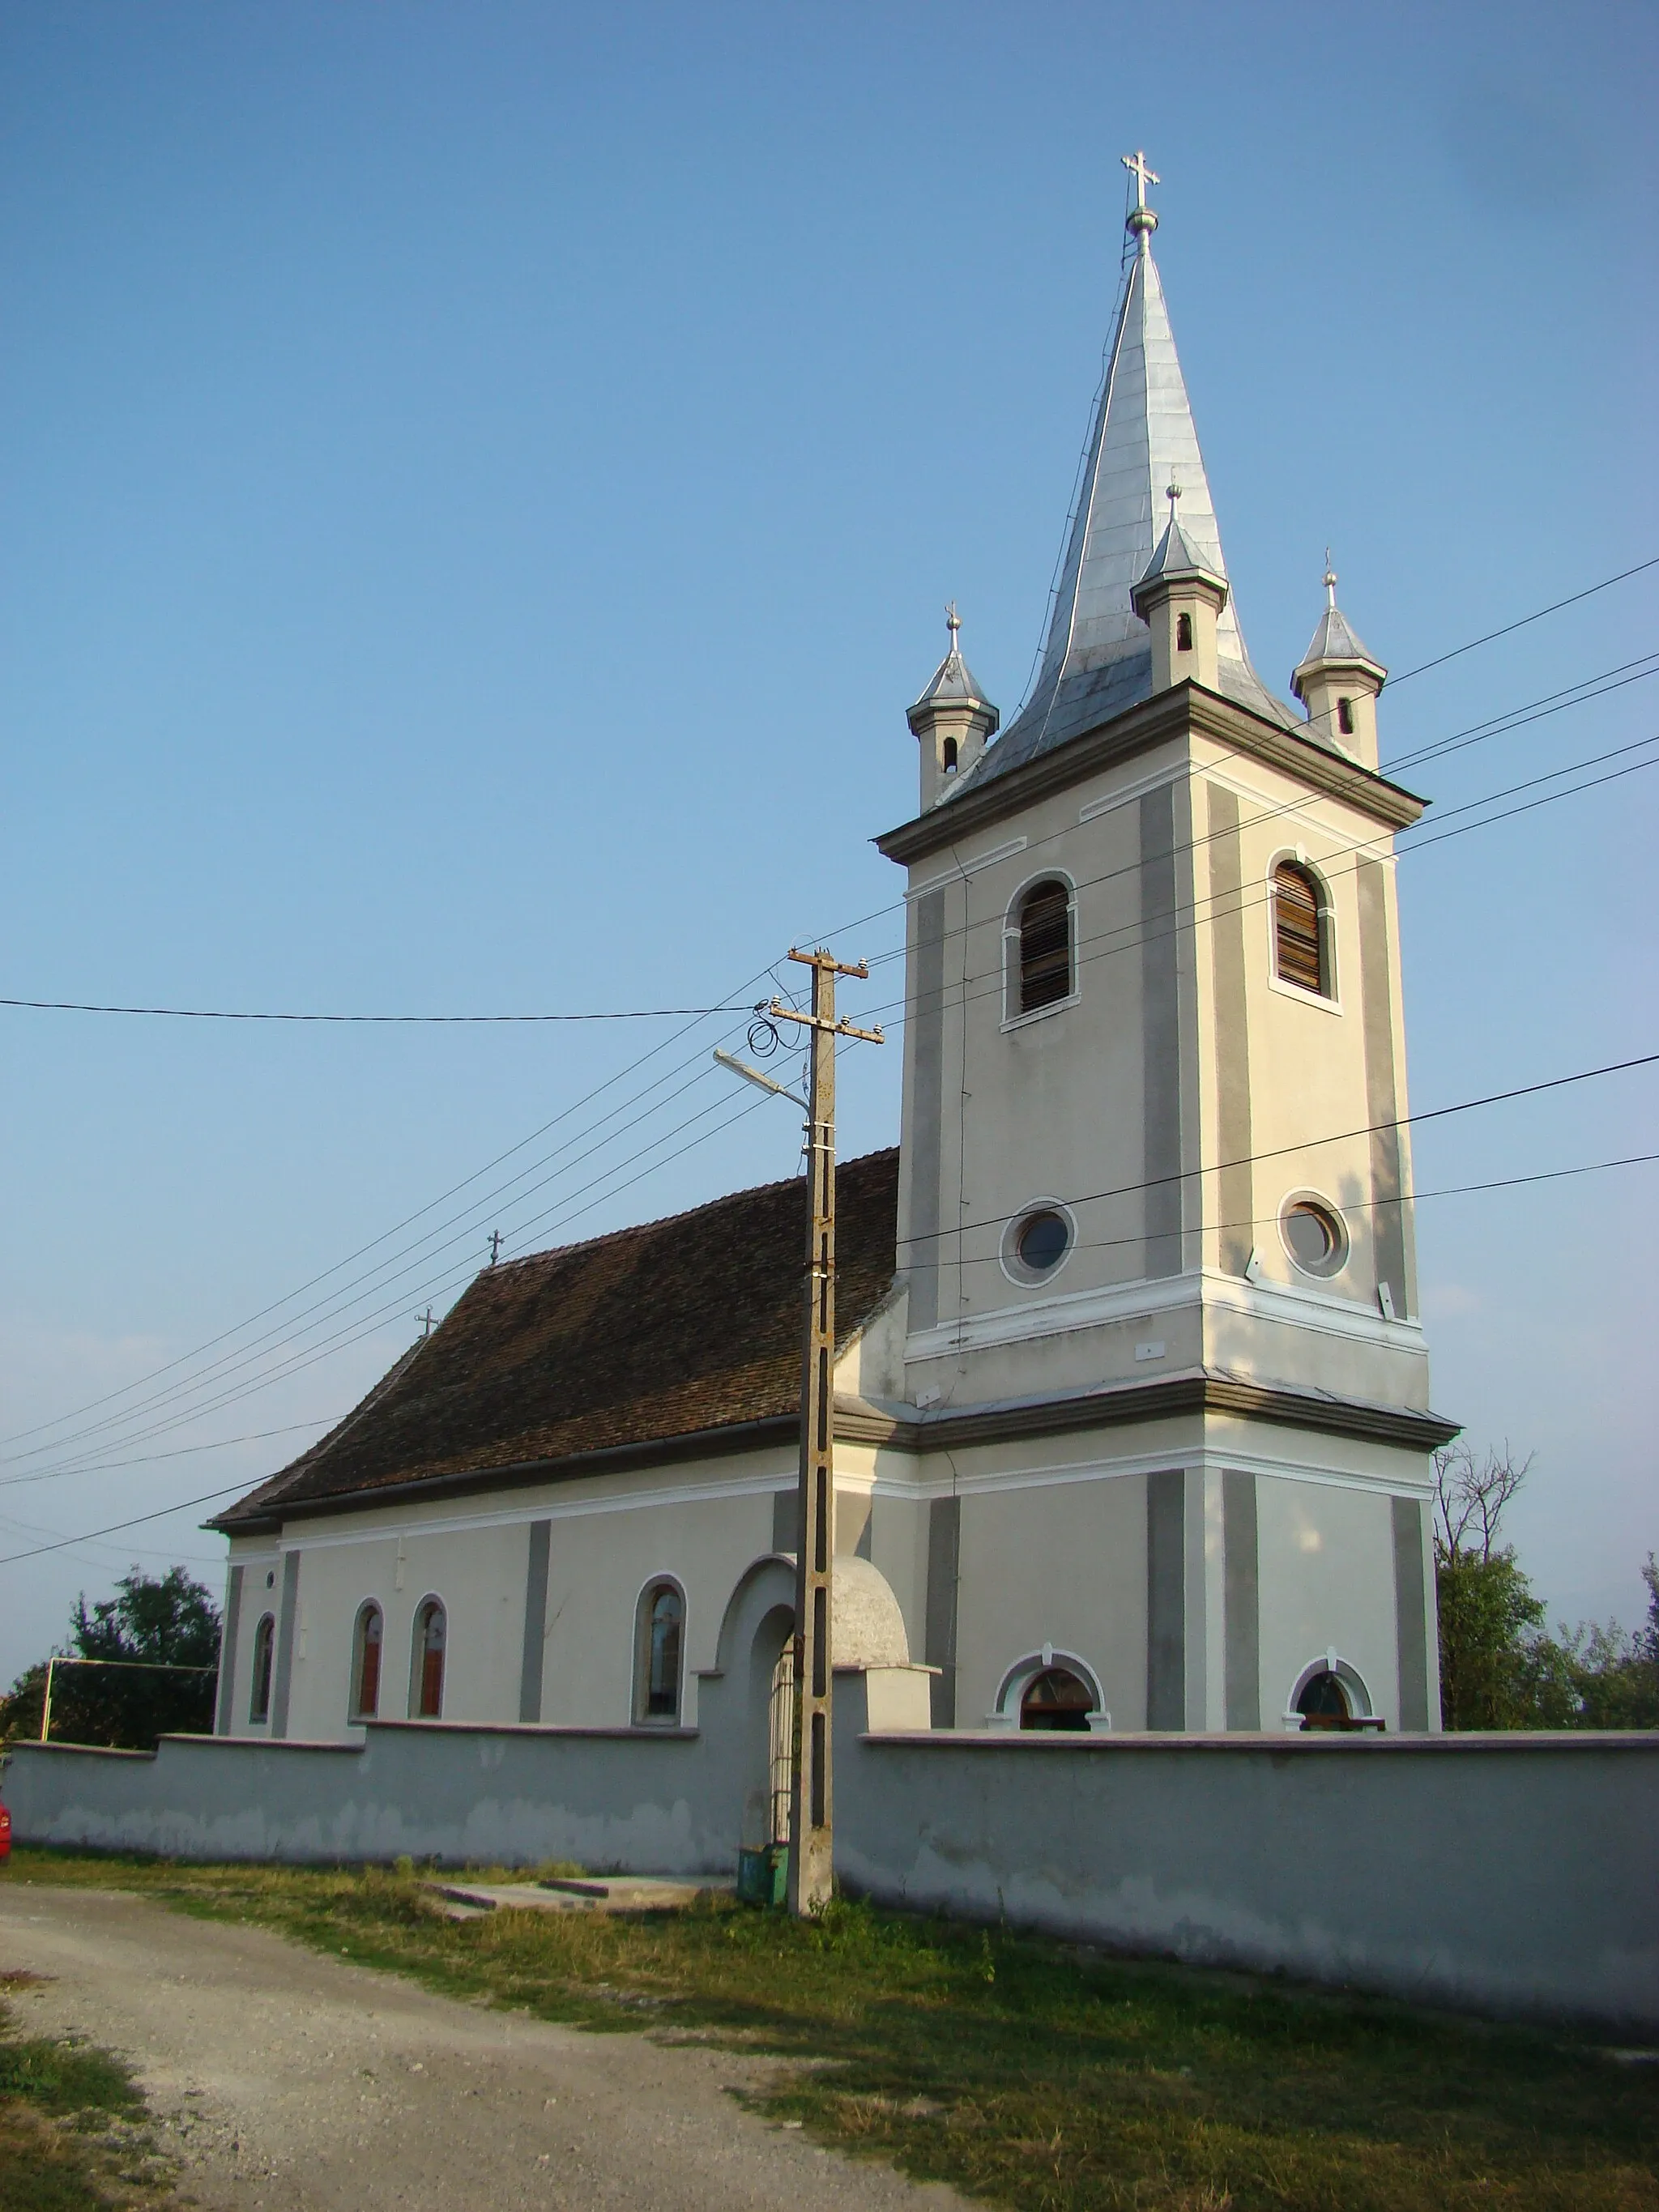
xmin=1122 ymin=149 xmax=1160 ymax=246
xmin=945 ymin=600 xmax=961 ymax=649
xmin=1324 ymin=549 xmax=1338 ymax=607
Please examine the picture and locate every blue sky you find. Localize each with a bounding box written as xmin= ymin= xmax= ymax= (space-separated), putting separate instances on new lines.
xmin=1 ymin=2 xmax=1655 ymax=1681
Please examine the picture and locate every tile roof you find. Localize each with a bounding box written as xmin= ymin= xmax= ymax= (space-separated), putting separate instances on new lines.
xmin=213 ymin=1148 xmax=901 ymax=1528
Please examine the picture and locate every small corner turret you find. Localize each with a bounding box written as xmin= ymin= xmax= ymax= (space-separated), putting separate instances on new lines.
xmin=906 ymin=603 xmax=999 ymax=810
xmin=1131 ymin=483 xmax=1229 ymax=693
xmin=1292 ymin=560 xmax=1387 ymax=769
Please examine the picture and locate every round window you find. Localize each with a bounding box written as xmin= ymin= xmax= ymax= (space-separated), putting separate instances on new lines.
xmin=1017 ymin=1210 xmax=1069 ymax=1273
xmin=1280 ymin=1198 xmax=1347 ymax=1277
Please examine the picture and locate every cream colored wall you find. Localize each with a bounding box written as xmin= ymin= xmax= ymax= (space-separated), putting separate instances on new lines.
xmin=222 ymin=1547 xmax=279 ymax=1735
xmin=953 ymin=1468 xmax=1150 ymax=1729
xmin=897 ymin=747 xmax=1179 ymax=1394
xmin=1254 ymin=1473 xmax=1401 ymax=1728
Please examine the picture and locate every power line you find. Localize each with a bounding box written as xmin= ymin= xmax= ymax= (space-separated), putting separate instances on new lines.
xmin=0 ymin=973 xmax=788 ymax=1451
xmin=893 ymin=1050 xmax=1659 ymax=1254
xmin=1384 ymin=556 xmax=1659 ymax=688
xmin=0 ymin=998 xmax=744 ymax=1023
xmin=790 ymin=642 xmax=1659 ymax=986
xmin=944 ymin=1150 xmax=1659 ymax=1269
xmin=11 ymin=1141 xmax=1657 ymax=1574
xmin=847 ymin=733 xmax=1659 ymax=1035
xmin=5 ymin=736 xmax=1646 ymax=1493
xmin=7 ymin=573 xmax=1653 ymax=1481
xmin=6 ymin=746 xmax=1647 ymax=1492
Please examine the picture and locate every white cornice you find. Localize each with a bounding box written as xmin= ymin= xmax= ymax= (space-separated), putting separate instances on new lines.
xmin=905 ymin=1266 xmax=1422 ymax=1364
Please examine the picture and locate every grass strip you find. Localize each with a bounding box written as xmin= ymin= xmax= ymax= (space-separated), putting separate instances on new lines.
xmin=6 ymin=1849 xmax=1657 ymax=2211
xmin=0 ymin=1983 xmax=171 ymax=2212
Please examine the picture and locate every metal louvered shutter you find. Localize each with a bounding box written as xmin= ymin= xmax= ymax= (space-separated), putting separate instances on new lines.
xmin=1274 ymin=864 xmax=1324 ymax=994
xmin=1019 ymin=882 xmax=1073 ymax=1012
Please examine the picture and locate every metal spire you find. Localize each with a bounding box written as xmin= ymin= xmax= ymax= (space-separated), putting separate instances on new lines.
xmin=1324 ymin=552 xmax=1339 ymax=609
xmin=956 ymin=177 xmax=1296 ymax=789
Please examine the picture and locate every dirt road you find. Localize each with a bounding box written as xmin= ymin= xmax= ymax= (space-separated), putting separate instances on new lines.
xmin=0 ymin=1884 xmax=971 ymax=2210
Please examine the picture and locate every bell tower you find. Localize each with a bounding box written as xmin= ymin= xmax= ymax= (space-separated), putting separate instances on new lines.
xmin=877 ymin=161 xmax=1453 ymax=1739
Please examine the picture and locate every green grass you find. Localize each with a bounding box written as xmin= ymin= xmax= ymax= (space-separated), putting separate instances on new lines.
xmin=6 ymin=1849 xmax=1657 ymax=2211
xmin=0 ymin=1977 xmax=170 ymax=2212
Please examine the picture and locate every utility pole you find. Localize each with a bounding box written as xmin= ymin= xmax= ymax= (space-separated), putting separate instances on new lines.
xmin=765 ymin=947 xmax=883 ymax=1915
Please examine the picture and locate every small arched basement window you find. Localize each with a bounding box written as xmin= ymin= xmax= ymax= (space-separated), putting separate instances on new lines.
xmin=412 ymin=1598 xmax=446 ymax=1719
xmin=1020 ymin=1666 xmax=1094 ymax=1732
xmin=1017 ymin=879 xmax=1073 ymax=1015
xmin=635 ymin=1581 xmax=684 ymax=1725
xmin=249 ymin=1613 xmax=275 ymax=1724
xmin=350 ymin=1602 xmax=383 ymax=1720
xmin=1296 ymin=1669 xmax=1350 ymax=1727
xmin=1273 ymin=862 xmax=1328 ymax=997
xmin=1175 ymin=611 xmax=1193 ymax=653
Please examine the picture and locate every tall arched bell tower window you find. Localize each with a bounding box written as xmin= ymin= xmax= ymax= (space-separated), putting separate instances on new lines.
xmin=1012 ymin=878 xmax=1074 ymax=1016
xmin=1272 ymin=861 xmax=1332 ymax=999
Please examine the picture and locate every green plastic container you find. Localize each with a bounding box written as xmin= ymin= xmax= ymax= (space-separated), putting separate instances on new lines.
xmin=736 ymin=1844 xmax=788 ymax=1907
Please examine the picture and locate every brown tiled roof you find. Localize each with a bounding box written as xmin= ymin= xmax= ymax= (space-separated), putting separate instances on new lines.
xmin=211 ymin=1149 xmax=900 ymax=1530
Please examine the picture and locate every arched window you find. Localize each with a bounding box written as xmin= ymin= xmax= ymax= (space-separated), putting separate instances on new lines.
xmin=350 ymin=1602 xmax=383 ymax=1720
xmin=1020 ymin=1666 xmax=1094 ymax=1732
xmin=249 ymin=1614 xmax=275 ymax=1724
xmin=1016 ymin=879 xmax=1073 ymax=1015
xmin=1273 ymin=862 xmax=1329 ymax=997
xmin=411 ymin=1598 xmax=446 ymax=1719
xmin=634 ymin=1580 xmax=684 ymax=1725
xmin=942 ymin=735 xmax=958 ymax=773
xmin=1337 ymin=696 xmax=1354 ymax=736
xmin=1175 ymin=611 xmax=1193 ymax=653
xmin=1295 ymin=1669 xmax=1351 ymax=1728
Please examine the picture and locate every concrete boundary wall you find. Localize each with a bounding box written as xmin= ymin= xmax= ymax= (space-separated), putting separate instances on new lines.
xmin=3 ymin=1701 xmax=1655 ymax=2035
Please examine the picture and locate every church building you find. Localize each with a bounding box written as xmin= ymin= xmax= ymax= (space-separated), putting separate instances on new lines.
xmin=210 ymin=169 xmax=1456 ymax=1768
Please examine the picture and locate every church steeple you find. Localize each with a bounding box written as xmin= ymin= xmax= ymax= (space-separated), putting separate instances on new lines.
xmin=951 ymin=157 xmax=1296 ymax=791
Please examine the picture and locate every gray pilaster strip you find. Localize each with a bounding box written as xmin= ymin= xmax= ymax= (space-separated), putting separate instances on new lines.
xmin=270 ymin=1551 xmax=301 ymax=1741
xmin=1145 ymin=1469 xmax=1186 ymax=1728
xmin=1140 ymin=786 xmax=1183 ymax=1277
xmin=1392 ymin=1496 xmax=1431 ymax=1730
xmin=906 ymin=889 xmax=947 ymax=1331
xmin=924 ymin=1494 xmax=960 ymax=1728
xmin=1206 ymin=784 xmax=1253 ymax=1276
xmin=215 ymin=1564 xmax=244 ymax=1737
xmin=773 ymin=1487 xmax=799 ymax=1555
xmin=1357 ymin=859 xmax=1407 ymax=1317
xmin=1222 ymin=1470 xmax=1260 ymax=1729
xmin=518 ymin=1519 xmax=552 ymax=1724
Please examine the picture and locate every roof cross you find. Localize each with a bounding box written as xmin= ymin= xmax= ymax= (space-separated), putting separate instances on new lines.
xmin=1122 ymin=148 xmax=1159 ymax=211
xmin=1122 ymin=150 xmax=1161 ymax=248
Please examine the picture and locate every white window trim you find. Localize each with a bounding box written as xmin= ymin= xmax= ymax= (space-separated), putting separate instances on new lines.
xmin=1002 ymin=868 xmax=1078 ymax=1026
xmin=1265 ymin=847 xmax=1341 ymax=1009
xmin=999 ymin=1197 xmax=1079 ymax=1289
xmin=632 ymin=1572 xmax=688 ymax=1729
xmin=1276 ymin=1188 xmax=1353 ymax=1282
xmin=987 ymin=1645 xmax=1110 ymax=1733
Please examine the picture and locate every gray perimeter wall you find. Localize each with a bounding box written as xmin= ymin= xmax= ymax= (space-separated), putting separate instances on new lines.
xmin=4 ymin=1688 xmax=1655 ymax=2036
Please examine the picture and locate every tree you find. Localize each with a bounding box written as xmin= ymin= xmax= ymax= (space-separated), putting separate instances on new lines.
xmin=0 ymin=1566 xmax=220 ymax=1750
xmin=1567 ymin=1554 xmax=1659 ymax=1729
xmin=1433 ymin=1445 xmax=1580 ymax=1728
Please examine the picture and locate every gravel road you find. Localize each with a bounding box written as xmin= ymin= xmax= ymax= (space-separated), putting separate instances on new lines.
xmin=0 ymin=1884 xmax=972 ymax=2211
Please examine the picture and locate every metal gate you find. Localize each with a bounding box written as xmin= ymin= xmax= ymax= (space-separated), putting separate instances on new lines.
xmin=767 ymin=1642 xmax=795 ymax=1848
